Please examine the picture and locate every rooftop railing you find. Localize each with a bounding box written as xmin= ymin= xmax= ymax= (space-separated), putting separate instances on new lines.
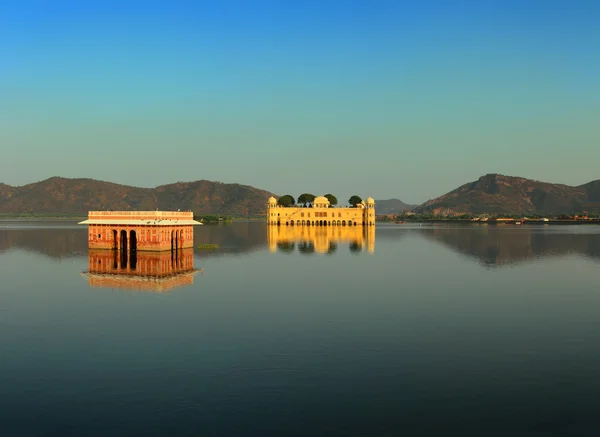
xmin=88 ymin=211 xmax=193 ymax=218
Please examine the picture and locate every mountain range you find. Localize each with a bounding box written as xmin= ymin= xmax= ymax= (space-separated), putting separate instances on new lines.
xmin=1 ymin=173 xmax=599 ymax=217
xmin=0 ymin=177 xmax=275 ymax=216
xmin=414 ymin=174 xmax=600 ymax=216
xmin=373 ymin=199 xmax=417 ymax=214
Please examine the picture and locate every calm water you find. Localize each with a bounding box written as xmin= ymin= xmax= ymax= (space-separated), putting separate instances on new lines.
xmin=1 ymin=221 xmax=600 ymax=436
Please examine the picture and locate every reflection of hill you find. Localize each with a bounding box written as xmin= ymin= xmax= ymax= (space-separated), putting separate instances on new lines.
xmin=194 ymin=222 xmax=268 ymax=257
xmin=0 ymin=221 xmax=268 ymax=259
xmin=82 ymin=249 xmax=200 ymax=292
xmin=268 ymin=225 xmax=375 ymax=254
xmin=420 ymin=226 xmax=600 ymax=266
xmin=0 ymin=223 xmax=88 ymax=259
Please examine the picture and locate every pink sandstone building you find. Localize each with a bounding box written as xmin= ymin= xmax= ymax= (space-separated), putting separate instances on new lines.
xmin=79 ymin=211 xmax=202 ymax=252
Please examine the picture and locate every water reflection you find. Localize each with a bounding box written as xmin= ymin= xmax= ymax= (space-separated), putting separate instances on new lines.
xmin=82 ymin=248 xmax=201 ymax=292
xmin=3 ymin=221 xmax=600 ymax=267
xmin=268 ymin=225 xmax=375 ymax=254
xmin=417 ymin=225 xmax=600 ymax=267
xmin=0 ymin=222 xmax=87 ymax=258
xmin=0 ymin=220 xmax=267 ymax=259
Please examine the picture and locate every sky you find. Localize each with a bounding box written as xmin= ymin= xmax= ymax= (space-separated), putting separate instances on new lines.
xmin=1 ymin=0 xmax=599 ymax=204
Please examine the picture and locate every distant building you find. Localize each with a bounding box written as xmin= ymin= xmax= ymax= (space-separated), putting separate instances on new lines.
xmin=266 ymin=196 xmax=375 ymax=226
xmin=79 ymin=211 xmax=202 ymax=252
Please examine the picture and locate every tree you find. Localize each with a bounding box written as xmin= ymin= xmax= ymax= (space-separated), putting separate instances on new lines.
xmin=277 ymin=194 xmax=295 ymax=207
xmin=349 ymin=242 xmax=362 ymax=253
xmin=298 ymin=241 xmax=315 ymax=255
xmin=297 ymin=193 xmax=315 ymax=207
xmin=326 ymin=242 xmax=338 ymax=255
xmin=277 ymin=242 xmax=295 ymax=253
xmin=348 ymin=195 xmax=363 ymax=207
xmin=324 ymin=194 xmax=338 ymax=207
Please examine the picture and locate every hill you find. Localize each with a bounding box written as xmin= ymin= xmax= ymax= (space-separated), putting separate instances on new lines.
xmin=414 ymin=174 xmax=600 ymax=216
xmin=375 ymin=198 xmax=417 ymax=215
xmin=0 ymin=177 xmax=276 ymax=217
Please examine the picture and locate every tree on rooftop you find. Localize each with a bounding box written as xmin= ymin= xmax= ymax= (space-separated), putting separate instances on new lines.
xmin=324 ymin=194 xmax=338 ymax=207
xmin=277 ymin=195 xmax=295 ymax=207
xmin=298 ymin=193 xmax=315 ymax=207
xmin=348 ymin=195 xmax=363 ymax=207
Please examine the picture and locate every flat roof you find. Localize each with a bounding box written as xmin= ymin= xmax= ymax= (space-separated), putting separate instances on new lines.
xmin=78 ymin=219 xmax=202 ymax=226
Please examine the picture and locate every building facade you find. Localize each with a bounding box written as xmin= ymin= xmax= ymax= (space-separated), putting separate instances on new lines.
xmin=266 ymin=196 xmax=375 ymax=226
xmin=79 ymin=211 xmax=202 ymax=251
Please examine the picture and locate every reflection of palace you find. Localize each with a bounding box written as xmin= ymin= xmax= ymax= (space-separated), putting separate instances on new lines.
xmin=82 ymin=248 xmax=201 ymax=292
xmin=268 ymin=225 xmax=375 ymax=254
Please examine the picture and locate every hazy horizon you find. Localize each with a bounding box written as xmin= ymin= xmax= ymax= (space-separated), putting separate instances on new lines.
xmin=2 ymin=1 xmax=599 ymax=204
xmin=1 ymin=172 xmax=599 ymax=207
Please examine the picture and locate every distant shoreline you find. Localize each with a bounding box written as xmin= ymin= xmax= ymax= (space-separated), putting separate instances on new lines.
xmin=378 ymin=219 xmax=600 ymax=225
xmin=0 ymin=216 xmax=86 ymax=221
xmin=0 ymin=215 xmax=265 ymax=222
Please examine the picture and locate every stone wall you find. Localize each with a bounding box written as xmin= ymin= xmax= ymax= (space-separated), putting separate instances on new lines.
xmin=87 ymin=224 xmax=194 ymax=251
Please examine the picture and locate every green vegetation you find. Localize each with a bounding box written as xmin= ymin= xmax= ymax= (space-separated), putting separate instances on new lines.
xmin=197 ymin=244 xmax=219 ymax=249
xmin=297 ymin=193 xmax=316 ymax=206
xmin=324 ymin=194 xmax=338 ymax=207
xmin=277 ymin=195 xmax=296 ymax=207
xmin=348 ymin=195 xmax=363 ymax=207
xmin=273 ymin=193 xmax=369 ymax=208
xmin=194 ymin=215 xmax=232 ymax=223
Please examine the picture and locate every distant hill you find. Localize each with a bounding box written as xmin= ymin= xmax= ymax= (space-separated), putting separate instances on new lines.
xmin=0 ymin=177 xmax=276 ymax=216
xmin=375 ymin=198 xmax=417 ymax=215
xmin=414 ymin=174 xmax=600 ymax=216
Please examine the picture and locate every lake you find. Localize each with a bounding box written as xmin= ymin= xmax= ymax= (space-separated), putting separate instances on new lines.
xmin=1 ymin=221 xmax=600 ymax=436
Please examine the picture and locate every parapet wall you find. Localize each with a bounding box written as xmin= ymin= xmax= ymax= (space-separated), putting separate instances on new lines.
xmin=88 ymin=211 xmax=194 ymax=221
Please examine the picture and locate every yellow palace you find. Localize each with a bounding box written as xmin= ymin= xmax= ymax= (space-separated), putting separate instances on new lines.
xmin=266 ymin=196 xmax=376 ymax=227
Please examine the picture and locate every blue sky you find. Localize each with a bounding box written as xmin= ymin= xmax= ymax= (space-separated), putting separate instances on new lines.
xmin=1 ymin=0 xmax=598 ymax=204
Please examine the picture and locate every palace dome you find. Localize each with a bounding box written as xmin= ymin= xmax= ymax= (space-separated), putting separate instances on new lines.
xmin=268 ymin=196 xmax=277 ymax=204
xmin=313 ymin=196 xmax=330 ymax=205
xmin=366 ymin=197 xmax=375 ymax=204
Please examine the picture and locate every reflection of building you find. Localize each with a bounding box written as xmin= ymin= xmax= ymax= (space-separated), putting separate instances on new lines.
xmin=267 ymin=196 xmax=376 ymax=227
xmin=268 ymin=225 xmax=375 ymax=254
xmin=82 ymin=249 xmax=201 ymax=292
xmin=78 ymin=211 xmax=202 ymax=251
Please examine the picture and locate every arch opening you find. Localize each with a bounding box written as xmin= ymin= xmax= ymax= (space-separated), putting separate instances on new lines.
xmin=130 ymin=230 xmax=137 ymax=252
xmin=120 ymin=230 xmax=128 ymax=253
